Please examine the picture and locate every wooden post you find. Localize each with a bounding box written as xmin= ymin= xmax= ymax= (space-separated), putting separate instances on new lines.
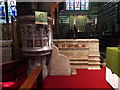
xmin=50 ymin=2 xmax=60 ymax=38
xmin=11 ymin=16 xmax=16 ymax=60
xmin=11 ymin=16 xmax=21 ymax=61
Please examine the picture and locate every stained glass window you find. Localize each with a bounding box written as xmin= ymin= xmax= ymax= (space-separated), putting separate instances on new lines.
xmin=66 ymin=0 xmax=89 ymax=10
xmin=66 ymin=0 xmax=69 ymax=10
xmin=0 ymin=0 xmax=17 ymax=23
xmin=81 ymin=0 xmax=85 ymax=10
xmin=85 ymin=0 xmax=89 ymax=10
xmin=0 ymin=0 xmax=6 ymax=23
xmin=7 ymin=0 xmax=17 ymax=23
xmin=75 ymin=0 xmax=80 ymax=10
xmin=70 ymin=0 xmax=74 ymax=10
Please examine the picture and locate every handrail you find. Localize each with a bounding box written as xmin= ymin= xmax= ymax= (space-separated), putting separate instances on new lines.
xmin=19 ymin=66 xmax=43 ymax=89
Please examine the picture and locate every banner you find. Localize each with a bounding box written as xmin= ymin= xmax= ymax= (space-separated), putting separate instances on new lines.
xmin=35 ymin=11 xmax=48 ymax=24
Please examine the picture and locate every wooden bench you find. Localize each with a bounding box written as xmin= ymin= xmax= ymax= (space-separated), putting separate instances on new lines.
xmin=1 ymin=60 xmax=43 ymax=89
xmin=19 ymin=66 xmax=43 ymax=89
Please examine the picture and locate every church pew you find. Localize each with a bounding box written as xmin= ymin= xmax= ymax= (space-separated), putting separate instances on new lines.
xmin=1 ymin=60 xmax=28 ymax=89
xmin=1 ymin=60 xmax=43 ymax=89
xmin=19 ymin=66 xmax=43 ymax=89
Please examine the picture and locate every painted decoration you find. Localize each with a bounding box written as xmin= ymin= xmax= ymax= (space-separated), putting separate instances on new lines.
xmin=35 ymin=11 xmax=48 ymax=24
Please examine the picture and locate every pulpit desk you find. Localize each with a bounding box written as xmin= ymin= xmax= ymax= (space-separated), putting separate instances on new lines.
xmin=106 ymin=47 xmax=120 ymax=89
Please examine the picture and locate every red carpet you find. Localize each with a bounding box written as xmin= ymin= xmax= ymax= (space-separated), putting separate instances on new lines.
xmin=43 ymin=67 xmax=112 ymax=89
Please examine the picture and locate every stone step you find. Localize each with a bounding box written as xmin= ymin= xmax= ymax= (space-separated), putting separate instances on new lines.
xmin=89 ymin=57 xmax=100 ymax=61
xmin=71 ymin=65 xmax=101 ymax=70
xmin=89 ymin=54 xmax=100 ymax=57
xmin=71 ymin=63 xmax=88 ymax=65
xmin=70 ymin=61 xmax=89 ymax=65
xmin=71 ymin=59 xmax=88 ymax=62
xmin=70 ymin=59 xmax=89 ymax=61
xmin=101 ymin=63 xmax=106 ymax=67
xmin=89 ymin=59 xmax=100 ymax=62
xmin=71 ymin=65 xmax=88 ymax=69
xmin=69 ymin=57 xmax=89 ymax=61
xmin=70 ymin=61 xmax=89 ymax=64
xmin=88 ymin=62 xmax=101 ymax=65
xmin=71 ymin=68 xmax=77 ymax=75
xmin=59 ymin=47 xmax=89 ymax=50
xmin=88 ymin=66 xmax=101 ymax=70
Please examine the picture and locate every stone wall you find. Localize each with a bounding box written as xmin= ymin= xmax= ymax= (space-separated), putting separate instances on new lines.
xmin=0 ymin=40 xmax=12 ymax=63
